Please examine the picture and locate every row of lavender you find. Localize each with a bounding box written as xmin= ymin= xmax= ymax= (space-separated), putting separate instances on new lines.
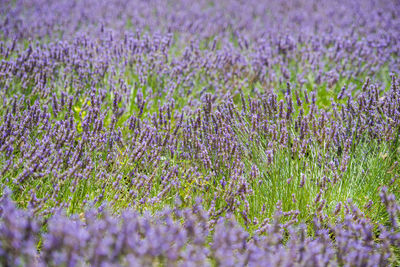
xmin=2 ymin=0 xmax=399 ymax=43
xmin=0 ymin=29 xmax=399 ymax=217
xmin=1 ymin=0 xmax=400 ymax=266
xmin=1 ymin=187 xmax=400 ymax=266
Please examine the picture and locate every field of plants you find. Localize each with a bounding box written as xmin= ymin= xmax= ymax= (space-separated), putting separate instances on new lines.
xmin=0 ymin=0 xmax=400 ymax=266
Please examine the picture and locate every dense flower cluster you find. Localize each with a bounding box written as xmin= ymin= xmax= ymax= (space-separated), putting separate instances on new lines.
xmin=0 ymin=0 xmax=400 ymax=266
xmin=1 ymin=188 xmax=400 ymax=266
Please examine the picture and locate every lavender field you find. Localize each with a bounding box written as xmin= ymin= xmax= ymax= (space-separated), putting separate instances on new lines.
xmin=1 ymin=0 xmax=400 ymax=266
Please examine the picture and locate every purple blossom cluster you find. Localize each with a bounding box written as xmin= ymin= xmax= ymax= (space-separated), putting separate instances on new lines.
xmin=1 ymin=0 xmax=400 ymax=44
xmin=1 ymin=188 xmax=400 ymax=266
xmin=0 ymin=0 xmax=400 ymax=265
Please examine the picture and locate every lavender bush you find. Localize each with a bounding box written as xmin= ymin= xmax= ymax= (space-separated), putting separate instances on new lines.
xmin=0 ymin=0 xmax=400 ymax=266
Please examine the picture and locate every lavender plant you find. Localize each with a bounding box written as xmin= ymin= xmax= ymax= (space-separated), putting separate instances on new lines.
xmin=0 ymin=0 xmax=400 ymax=265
